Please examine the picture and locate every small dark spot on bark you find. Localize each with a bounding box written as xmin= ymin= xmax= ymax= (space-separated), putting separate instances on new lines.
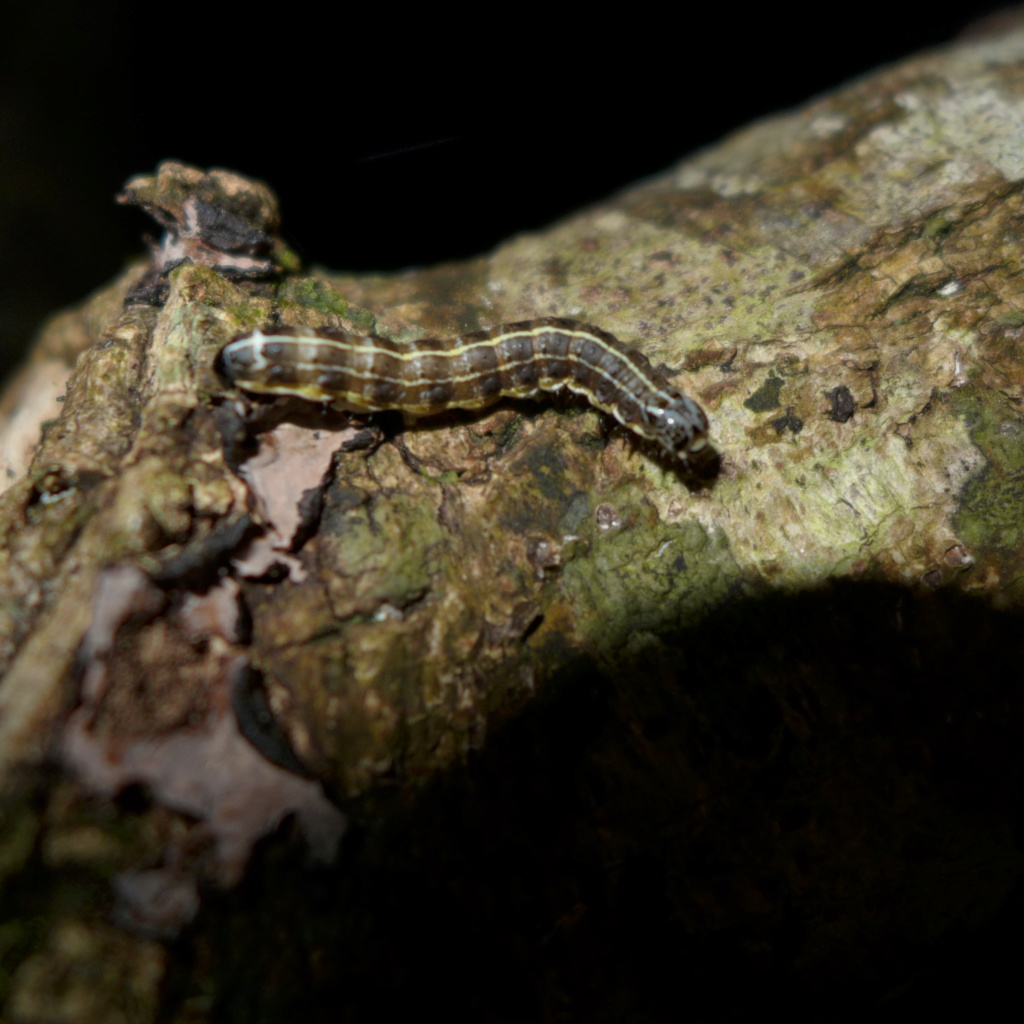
xmin=114 ymin=783 xmax=152 ymax=814
xmin=291 ymin=484 xmax=328 ymax=553
xmin=232 ymin=667 xmax=312 ymax=777
xmin=827 ymin=385 xmax=857 ymax=423
xmin=124 ymin=267 xmax=172 ymax=306
xmin=771 ymin=408 xmax=803 ymax=435
xmin=148 ymin=515 xmax=255 ymax=586
xmin=331 ymin=485 xmax=369 ymax=513
xmin=744 ymin=373 xmax=785 ymax=412
xmin=340 ymin=426 xmax=383 ymax=453
xmin=193 ymin=195 xmax=272 ymax=254
xmin=215 ymin=404 xmax=258 ymax=470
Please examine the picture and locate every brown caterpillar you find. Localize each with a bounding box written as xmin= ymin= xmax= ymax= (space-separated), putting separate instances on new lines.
xmin=216 ymin=317 xmax=709 ymax=466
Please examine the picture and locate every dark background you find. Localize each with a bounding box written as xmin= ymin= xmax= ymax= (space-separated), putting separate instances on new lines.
xmin=0 ymin=3 xmax=1016 ymax=381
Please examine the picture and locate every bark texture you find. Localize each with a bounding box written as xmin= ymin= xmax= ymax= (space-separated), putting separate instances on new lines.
xmin=3 ymin=27 xmax=1024 ymax=1023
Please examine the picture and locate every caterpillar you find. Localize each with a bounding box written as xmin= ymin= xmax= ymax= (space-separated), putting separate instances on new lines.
xmin=216 ymin=317 xmax=709 ymax=466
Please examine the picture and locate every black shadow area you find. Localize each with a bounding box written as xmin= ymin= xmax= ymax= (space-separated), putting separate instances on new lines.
xmin=182 ymin=580 xmax=1024 ymax=1023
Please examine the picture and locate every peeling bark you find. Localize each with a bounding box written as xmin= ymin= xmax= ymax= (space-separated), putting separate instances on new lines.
xmin=3 ymin=27 xmax=1024 ymax=1022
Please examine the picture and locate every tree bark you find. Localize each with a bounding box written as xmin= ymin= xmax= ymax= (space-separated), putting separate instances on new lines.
xmin=3 ymin=25 xmax=1024 ymax=1022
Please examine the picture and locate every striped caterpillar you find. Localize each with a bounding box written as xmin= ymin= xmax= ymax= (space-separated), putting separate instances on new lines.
xmin=216 ymin=317 xmax=709 ymax=467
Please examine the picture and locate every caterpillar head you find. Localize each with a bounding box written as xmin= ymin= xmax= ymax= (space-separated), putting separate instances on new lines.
xmin=647 ymin=394 xmax=710 ymax=467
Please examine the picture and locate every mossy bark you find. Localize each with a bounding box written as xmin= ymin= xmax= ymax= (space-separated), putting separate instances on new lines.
xmin=3 ymin=27 xmax=1024 ymax=1023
